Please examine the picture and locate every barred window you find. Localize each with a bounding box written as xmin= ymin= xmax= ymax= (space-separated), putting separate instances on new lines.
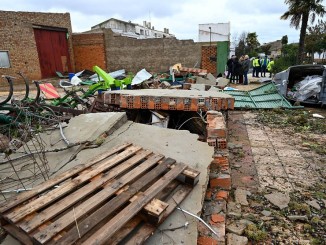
xmin=0 ymin=51 xmax=10 ymax=68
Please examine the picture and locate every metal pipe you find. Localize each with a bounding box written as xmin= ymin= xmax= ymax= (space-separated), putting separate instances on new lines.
xmin=59 ymin=122 xmax=70 ymax=145
xmin=176 ymin=207 xmax=218 ymax=236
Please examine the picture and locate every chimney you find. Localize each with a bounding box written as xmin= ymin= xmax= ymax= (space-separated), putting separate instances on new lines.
xmin=152 ymin=26 xmax=154 ymax=30
xmin=148 ymin=22 xmax=151 ymax=28
xmin=143 ymin=21 xmax=147 ymax=27
xmin=166 ymin=28 xmax=169 ymax=34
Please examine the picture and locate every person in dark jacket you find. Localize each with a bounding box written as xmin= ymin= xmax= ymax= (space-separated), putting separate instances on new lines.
xmin=242 ymin=55 xmax=250 ymax=85
xmin=226 ymin=55 xmax=235 ymax=79
xmin=230 ymin=57 xmax=242 ymax=84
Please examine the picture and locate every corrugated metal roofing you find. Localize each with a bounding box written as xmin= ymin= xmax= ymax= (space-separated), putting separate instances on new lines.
xmin=224 ymin=82 xmax=303 ymax=109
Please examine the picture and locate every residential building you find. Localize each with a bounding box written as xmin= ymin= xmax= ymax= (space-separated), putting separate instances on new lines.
xmin=91 ymin=18 xmax=175 ymax=39
xmin=198 ymin=23 xmax=230 ymax=43
xmin=0 ymin=10 xmax=74 ymax=80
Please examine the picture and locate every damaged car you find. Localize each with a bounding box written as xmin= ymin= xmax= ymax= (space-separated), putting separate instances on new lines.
xmin=273 ymin=64 xmax=326 ymax=106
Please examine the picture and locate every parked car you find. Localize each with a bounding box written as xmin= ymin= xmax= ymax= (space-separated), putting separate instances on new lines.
xmin=273 ymin=64 xmax=326 ymax=106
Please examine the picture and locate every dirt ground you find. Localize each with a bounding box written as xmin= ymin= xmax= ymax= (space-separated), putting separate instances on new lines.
xmin=227 ymin=109 xmax=325 ymax=244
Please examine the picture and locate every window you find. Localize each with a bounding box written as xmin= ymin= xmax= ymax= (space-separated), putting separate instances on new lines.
xmin=0 ymin=51 xmax=10 ymax=68
xmin=140 ymin=29 xmax=144 ymax=35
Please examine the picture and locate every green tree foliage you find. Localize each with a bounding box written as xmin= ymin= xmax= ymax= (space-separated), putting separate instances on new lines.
xmin=259 ymin=44 xmax=272 ymax=56
xmin=234 ymin=32 xmax=259 ymax=58
xmin=305 ymin=20 xmax=326 ymax=62
xmin=281 ymin=35 xmax=288 ymax=46
xmin=234 ymin=32 xmax=247 ymax=57
xmin=281 ymin=0 xmax=325 ymax=64
xmin=246 ymin=32 xmax=260 ymax=54
xmin=272 ymin=44 xmax=299 ymax=73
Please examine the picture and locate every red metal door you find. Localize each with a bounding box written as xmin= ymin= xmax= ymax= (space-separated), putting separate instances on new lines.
xmin=34 ymin=29 xmax=71 ymax=78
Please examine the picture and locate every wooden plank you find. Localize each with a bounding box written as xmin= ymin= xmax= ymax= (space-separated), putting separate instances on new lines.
xmin=0 ymin=142 xmax=132 ymax=214
xmin=33 ymin=154 xmax=165 ymax=244
xmin=2 ymin=224 xmax=33 ymax=245
xmin=82 ymin=163 xmax=187 ymax=245
xmin=5 ymin=145 xmax=141 ymax=223
xmin=83 ymin=181 xmax=180 ymax=245
xmin=19 ymin=149 xmax=153 ymax=233
xmin=50 ymin=158 xmax=175 ymax=245
xmin=124 ymin=185 xmax=192 ymax=245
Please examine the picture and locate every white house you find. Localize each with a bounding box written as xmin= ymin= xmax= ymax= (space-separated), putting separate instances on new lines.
xmin=198 ymin=22 xmax=230 ymax=43
xmin=91 ymin=18 xmax=175 ymax=39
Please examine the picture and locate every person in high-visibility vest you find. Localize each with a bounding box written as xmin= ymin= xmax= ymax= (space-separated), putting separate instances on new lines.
xmin=252 ymin=57 xmax=261 ymax=77
xmin=260 ymin=56 xmax=270 ymax=77
xmin=267 ymin=58 xmax=275 ymax=78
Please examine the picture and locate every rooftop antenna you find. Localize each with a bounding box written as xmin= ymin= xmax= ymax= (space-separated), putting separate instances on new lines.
xmin=149 ymin=10 xmax=151 ymax=24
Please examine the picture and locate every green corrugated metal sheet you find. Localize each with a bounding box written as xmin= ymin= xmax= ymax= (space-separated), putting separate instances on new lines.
xmin=224 ymin=82 xmax=303 ymax=109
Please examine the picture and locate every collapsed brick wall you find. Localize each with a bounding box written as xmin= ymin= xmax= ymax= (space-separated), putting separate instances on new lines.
xmin=72 ymin=33 xmax=106 ymax=71
xmin=201 ymin=46 xmax=217 ymax=75
xmin=0 ymin=10 xmax=74 ymax=81
xmin=103 ymin=30 xmax=202 ymax=73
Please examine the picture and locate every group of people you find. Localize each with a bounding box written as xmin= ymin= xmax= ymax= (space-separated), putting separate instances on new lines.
xmin=226 ymin=55 xmax=275 ymax=85
xmin=252 ymin=56 xmax=274 ymax=78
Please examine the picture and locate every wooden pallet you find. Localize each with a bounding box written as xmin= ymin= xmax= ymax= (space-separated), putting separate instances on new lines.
xmin=0 ymin=143 xmax=200 ymax=245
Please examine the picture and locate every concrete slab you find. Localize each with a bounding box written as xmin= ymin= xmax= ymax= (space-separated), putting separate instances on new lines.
xmin=61 ymin=112 xmax=127 ymax=143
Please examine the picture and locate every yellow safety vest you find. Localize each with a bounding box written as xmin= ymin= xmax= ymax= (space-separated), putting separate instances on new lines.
xmin=253 ymin=58 xmax=260 ymax=67
xmin=267 ymin=60 xmax=274 ymax=71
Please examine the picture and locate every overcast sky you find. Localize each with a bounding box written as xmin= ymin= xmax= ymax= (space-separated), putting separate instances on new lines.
xmin=2 ymin=0 xmax=321 ymax=44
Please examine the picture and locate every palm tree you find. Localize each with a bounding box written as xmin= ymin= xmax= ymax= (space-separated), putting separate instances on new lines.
xmin=281 ymin=0 xmax=325 ymax=63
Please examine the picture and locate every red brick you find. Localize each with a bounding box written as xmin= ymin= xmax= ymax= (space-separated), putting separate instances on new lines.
xmin=211 ymin=214 xmax=225 ymax=223
xmin=205 ymin=189 xmax=212 ymax=200
xmin=215 ymin=190 xmax=229 ymax=200
xmin=197 ymin=236 xmax=218 ymax=245
xmin=210 ymin=174 xmax=231 ymax=190
xmin=207 ymin=128 xmax=227 ymax=138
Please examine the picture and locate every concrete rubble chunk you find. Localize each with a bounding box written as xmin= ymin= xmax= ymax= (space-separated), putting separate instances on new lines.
xmin=207 ymin=73 xmax=217 ymax=84
xmin=235 ymin=188 xmax=249 ymax=206
xmin=195 ymin=75 xmax=216 ymax=86
xmin=226 ymin=222 xmax=247 ymax=235
xmin=264 ymin=192 xmax=290 ymax=209
xmin=227 ymin=201 xmax=242 ymax=218
xmin=227 ymin=233 xmax=248 ymax=245
xmin=261 ymin=210 xmax=272 ymax=217
xmin=306 ymin=200 xmax=321 ymax=210
xmin=287 ymin=215 xmax=308 ymax=221
xmin=216 ymin=77 xmax=229 ymax=88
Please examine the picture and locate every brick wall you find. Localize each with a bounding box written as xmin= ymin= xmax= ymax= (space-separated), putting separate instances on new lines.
xmin=103 ymin=30 xmax=202 ymax=73
xmin=72 ymin=33 xmax=106 ymax=71
xmin=0 ymin=11 xmax=74 ymax=81
xmin=201 ymin=46 xmax=217 ymax=75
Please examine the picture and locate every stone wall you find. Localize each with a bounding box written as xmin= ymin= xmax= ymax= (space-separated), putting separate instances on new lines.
xmin=104 ymin=30 xmax=202 ymax=73
xmin=0 ymin=11 xmax=74 ymax=81
xmin=72 ymin=33 xmax=106 ymax=72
